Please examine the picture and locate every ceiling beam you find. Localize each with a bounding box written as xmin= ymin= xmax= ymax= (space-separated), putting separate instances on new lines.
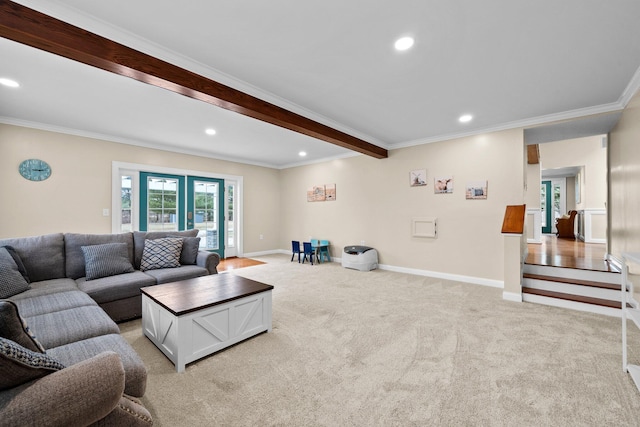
xmin=0 ymin=1 xmax=388 ymax=159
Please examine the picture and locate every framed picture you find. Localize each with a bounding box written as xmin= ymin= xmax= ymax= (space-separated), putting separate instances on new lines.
xmin=326 ymin=184 xmax=336 ymax=201
xmin=466 ymin=180 xmax=488 ymax=199
xmin=434 ymin=176 xmax=453 ymax=193
xmin=410 ymin=169 xmax=427 ymax=187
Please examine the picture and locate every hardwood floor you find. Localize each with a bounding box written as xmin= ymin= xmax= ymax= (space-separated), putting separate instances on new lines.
xmin=525 ymin=235 xmax=619 ymax=273
xmin=217 ymin=257 xmax=265 ymax=272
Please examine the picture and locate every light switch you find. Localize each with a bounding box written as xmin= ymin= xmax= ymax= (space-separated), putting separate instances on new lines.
xmin=103 ymin=208 xmax=110 ymax=217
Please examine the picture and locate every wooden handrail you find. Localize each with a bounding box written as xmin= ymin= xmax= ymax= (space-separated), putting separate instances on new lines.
xmin=501 ymin=204 xmax=526 ymax=234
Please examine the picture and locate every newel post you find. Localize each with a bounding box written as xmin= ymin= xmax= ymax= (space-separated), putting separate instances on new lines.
xmin=501 ymin=204 xmax=526 ymax=302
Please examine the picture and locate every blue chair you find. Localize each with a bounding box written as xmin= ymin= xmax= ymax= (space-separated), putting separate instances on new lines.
xmin=302 ymin=242 xmax=314 ymax=265
xmin=291 ymin=241 xmax=303 ymax=263
xmin=318 ymin=240 xmax=330 ymax=263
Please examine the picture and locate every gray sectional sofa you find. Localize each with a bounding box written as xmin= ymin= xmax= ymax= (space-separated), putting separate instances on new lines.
xmin=0 ymin=230 xmax=220 ymax=426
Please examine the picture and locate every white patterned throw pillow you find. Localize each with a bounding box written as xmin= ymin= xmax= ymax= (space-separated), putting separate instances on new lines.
xmin=140 ymin=237 xmax=184 ymax=271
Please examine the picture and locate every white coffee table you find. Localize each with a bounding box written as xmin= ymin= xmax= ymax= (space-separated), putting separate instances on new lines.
xmin=140 ymin=274 xmax=273 ymax=372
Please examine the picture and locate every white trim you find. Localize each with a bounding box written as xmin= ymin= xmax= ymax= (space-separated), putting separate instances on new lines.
xmin=526 ymin=208 xmax=542 ymax=244
xmin=390 ymin=101 xmax=624 ymax=150
xmin=522 ymin=293 xmax=621 ymax=317
xmin=577 ymin=209 xmax=607 ymax=244
xmin=243 ymin=249 xmax=285 ymax=258
xmin=503 ymin=292 xmax=523 ymax=302
xmin=377 ymin=264 xmax=503 ymax=288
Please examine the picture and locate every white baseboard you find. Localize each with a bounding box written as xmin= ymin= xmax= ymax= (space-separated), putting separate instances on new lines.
xmin=257 ymin=250 xmax=504 ymax=289
xmin=502 ymin=291 xmax=523 ymax=302
xmin=377 ymin=264 xmax=503 ymax=288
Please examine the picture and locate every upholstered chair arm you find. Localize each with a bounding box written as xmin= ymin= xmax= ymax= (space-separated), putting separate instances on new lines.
xmin=196 ymin=250 xmax=220 ymax=274
xmin=0 ymin=352 xmax=125 ymax=427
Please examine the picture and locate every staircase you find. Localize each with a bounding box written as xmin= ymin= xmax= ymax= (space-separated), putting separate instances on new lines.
xmin=522 ymin=263 xmax=623 ymax=317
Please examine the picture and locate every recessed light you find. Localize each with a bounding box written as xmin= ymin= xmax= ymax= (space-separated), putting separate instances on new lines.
xmin=459 ymin=114 xmax=473 ymax=123
xmin=205 ymin=128 xmax=216 ymax=136
xmin=299 ymin=151 xmax=307 ymax=157
xmin=0 ymin=78 xmax=19 ymax=88
xmin=394 ymin=37 xmax=414 ymax=51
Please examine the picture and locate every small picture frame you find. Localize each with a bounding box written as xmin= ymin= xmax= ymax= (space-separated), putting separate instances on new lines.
xmin=434 ymin=176 xmax=453 ymax=193
xmin=466 ymin=180 xmax=488 ymax=199
xmin=410 ymin=169 xmax=427 ymax=187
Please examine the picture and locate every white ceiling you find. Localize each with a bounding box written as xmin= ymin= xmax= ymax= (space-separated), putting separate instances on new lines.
xmin=2 ymin=0 xmax=640 ymax=168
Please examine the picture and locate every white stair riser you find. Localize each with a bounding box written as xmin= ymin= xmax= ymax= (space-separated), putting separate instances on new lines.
xmin=523 ymin=279 xmax=622 ymax=302
xmin=523 ymin=264 xmax=620 ymax=284
xmin=522 ymin=294 xmax=621 ymax=317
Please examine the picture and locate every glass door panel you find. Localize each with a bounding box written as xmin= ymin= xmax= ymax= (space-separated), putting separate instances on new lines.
xmin=226 ymin=182 xmax=236 ymax=257
xmin=140 ymin=172 xmax=185 ymax=231
xmin=187 ymin=177 xmax=224 ymax=258
xmin=541 ymin=180 xmax=552 ymax=234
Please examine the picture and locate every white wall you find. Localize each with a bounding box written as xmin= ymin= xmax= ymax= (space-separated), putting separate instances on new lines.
xmin=0 ymin=123 xmax=280 ymax=254
xmin=539 ymin=135 xmax=607 ymax=210
xmin=280 ymin=130 xmax=525 ymax=283
xmin=609 ymin=89 xmax=640 ymax=258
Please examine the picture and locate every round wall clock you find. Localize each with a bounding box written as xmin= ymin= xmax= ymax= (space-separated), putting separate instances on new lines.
xmin=19 ymin=159 xmax=52 ymax=181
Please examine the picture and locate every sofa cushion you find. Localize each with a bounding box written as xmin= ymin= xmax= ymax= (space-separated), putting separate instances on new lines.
xmin=0 ymin=247 xmax=31 ymax=298
xmin=47 ymin=334 xmax=147 ymax=397
xmin=25 ymin=306 xmax=120 ymax=349
xmin=0 ymin=336 xmax=65 ymax=391
xmin=81 ymin=242 xmax=135 ymax=280
xmin=65 ymin=233 xmax=134 ymax=280
xmin=142 ymin=265 xmax=209 ymax=284
xmin=76 ymin=271 xmax=156 ymax=304
xmin=140 ymin=238 xmax=184 ymax=272
xmin=133 ymin=230 xmax=198 ymax=269
xmin=12 ymin=290 xmax=97 ymax=318
xmin=0 ymin=233 xmax=65 ymax=282
xmin=7 ymin=278 xmax=79 ymax=301
xmin=0 ymin=300 xmax=45 ymax=353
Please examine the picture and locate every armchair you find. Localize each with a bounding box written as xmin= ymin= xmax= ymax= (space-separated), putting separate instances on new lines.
xmin=556 ymin=210 xmax=577 ymax=238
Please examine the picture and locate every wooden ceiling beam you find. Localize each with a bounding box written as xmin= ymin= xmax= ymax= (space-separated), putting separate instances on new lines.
xmin=0 ymin=1 xmax=388 ymax=159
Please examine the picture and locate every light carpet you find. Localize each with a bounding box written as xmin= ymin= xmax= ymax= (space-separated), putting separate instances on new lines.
xmin=120 ymin=255 xmax=640 ymax=426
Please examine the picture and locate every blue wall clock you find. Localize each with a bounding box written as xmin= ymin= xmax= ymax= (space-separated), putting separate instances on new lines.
xmin=19 ymin=159 xmax=52 ymax=181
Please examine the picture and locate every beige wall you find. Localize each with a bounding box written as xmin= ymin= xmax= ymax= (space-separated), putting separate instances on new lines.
xmin=609 ymin=90 xmax=640 ymax=257
xmin=539 ymin=135 xmax=607 ymax=210
xmin=280 ymin=130 xmax=525 ymax=282
xmin=0 ymin=124 xmax=280 ymax=254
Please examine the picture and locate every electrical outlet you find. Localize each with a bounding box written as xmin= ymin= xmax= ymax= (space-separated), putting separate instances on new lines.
xmin=102 ymin=208 xmax=110 ymax=217
xmin=260 ymin=234 xmax=264 ymax=240
xmin=360 ymin=240 xmax=365 ymax=245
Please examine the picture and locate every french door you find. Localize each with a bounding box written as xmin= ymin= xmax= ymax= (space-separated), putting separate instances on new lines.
xmin=541 ymin=179 xmax=566 ymax=234
xmin=541 ymin=181 xmax=552 ymax=234
xmin=139 ymin=173 xmax=225 ymax=258
xmin=187 ymin=177 xmax=224 ymax=258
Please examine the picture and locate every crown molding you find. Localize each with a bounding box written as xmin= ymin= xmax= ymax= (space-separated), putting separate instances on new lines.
xmin=391 ymin=101 xmax=625 ymax=150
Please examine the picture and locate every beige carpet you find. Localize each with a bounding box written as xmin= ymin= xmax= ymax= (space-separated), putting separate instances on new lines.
xmin=120 ymin=255 xmax=640 ymax=426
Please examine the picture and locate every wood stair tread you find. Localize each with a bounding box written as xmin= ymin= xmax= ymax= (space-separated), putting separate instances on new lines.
xmin=522 ymin=287 xmax=629 ymax=309
xmin=522 ymin=273 xmax=620 ymax=290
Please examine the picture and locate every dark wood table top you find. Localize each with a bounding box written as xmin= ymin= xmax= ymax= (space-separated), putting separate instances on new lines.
xmin=140 ymin=274 xmax=274 ymax=316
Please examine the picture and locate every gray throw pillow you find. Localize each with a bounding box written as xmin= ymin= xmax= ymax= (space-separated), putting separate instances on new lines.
xmin=140 ymin=238 xmax=184 ymax=271
xmin=81 ymin=243 xmax=135 ymax=281
xmin=180 ymin=237 xmax=201 ymax=265
xmin=0 ymin=336 xmax=65 ymax=391
xmin=0 ymin=247 xmax=31 ymax=298
xmin=0 ymin=300 xmax=45 ymax=353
